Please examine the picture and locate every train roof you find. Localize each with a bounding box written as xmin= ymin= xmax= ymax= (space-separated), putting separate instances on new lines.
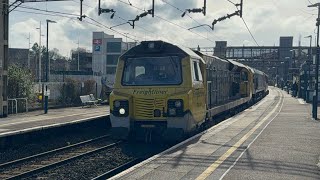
xmin=227 ymin=59 xmax=247 ymax=69
xmin=121 ymin=41 xmax=203 ymax=62
xmin=176 ymin=44 xmax=203 ymax=61
xmin=194 ymin=51 xmax=252 ymax=72
xmin=193 ymin=51 xmax=229 ymax=63
xmin=253 ymin=68 xmax=265 ymax=75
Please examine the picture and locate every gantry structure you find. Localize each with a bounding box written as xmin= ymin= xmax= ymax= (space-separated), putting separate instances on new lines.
xmin=196 ymin=37 xmax=314 ymax=85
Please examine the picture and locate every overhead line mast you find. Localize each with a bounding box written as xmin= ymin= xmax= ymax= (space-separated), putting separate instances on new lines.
xmin=181 ymin=0 xmax=206 ymax=17
xmin=78 ymin=0 xmax=86 ymax=21
xmin=188 ymin=0 xmax=243 ymax=31
xmin=128 ymin=0 xmax=155 ymax=29
xmin=98 ymin=0 xmax=115 ymax=18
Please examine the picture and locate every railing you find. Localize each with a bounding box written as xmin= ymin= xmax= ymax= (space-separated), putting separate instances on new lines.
xmin=8 ymin=98 xmax=28 ymax=114
xmin=8 ymin=99 xmax=17 ymax=114
xmin=16 ymin=98 xmax=28 ymax=112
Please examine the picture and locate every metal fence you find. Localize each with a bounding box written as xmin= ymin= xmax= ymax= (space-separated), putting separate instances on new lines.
xmin=8 ymin=98 xmax=28 ymax=114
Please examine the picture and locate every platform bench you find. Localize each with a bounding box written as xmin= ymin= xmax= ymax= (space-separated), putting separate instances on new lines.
xmin=80 ymin=95 xmax=97 ymax=107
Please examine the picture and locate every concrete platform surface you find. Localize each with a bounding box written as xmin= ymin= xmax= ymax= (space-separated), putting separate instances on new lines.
xmin=112 ymin=87 xmax=320 ymax=180
xmin=0 ymin=106 xmax=109 ymax=137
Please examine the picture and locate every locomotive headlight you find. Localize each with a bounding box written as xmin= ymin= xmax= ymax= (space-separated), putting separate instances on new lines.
xmin=114 ymin=101 xmax=121 ymax=108
xmin=168 ymin=99 xmax=183 ymax=117
xmin=175 ymin=100 xmax=182 ymax=108
xmin=112 ymin=100 xmax=129 ymax=117
xmin=119 ymin=108 xmax=126 ymax=115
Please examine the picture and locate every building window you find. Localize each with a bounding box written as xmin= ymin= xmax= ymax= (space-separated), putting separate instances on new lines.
xmin=106 ymin=55 xmax=120 ymax=65
xmin=107 ymin=42 xmax=121 ymax=53
xmin=106 ymin=67 xmax=117 ymax=74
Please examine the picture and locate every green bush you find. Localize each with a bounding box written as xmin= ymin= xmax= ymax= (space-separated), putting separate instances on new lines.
xmin=59 ymin=78 xmax=81 ymax=105
xmin=83 ymin=79 xmax=96 ymax=95
xmin=8 ymin=65 xmax=35 ymax=101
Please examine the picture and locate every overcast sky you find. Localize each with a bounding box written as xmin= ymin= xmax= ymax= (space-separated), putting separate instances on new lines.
xmin=8 ymin=0 xmax=319 ymax=56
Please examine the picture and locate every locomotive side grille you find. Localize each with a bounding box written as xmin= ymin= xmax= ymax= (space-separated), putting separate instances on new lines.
xmin=134 ymin=98 xmax=165 ymax=119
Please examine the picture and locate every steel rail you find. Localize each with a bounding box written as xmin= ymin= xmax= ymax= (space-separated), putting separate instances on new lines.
xmin=3 ymin=140 xmax=122 ymax=180
xmin=0 ymin=134 xmax=110 ymax=169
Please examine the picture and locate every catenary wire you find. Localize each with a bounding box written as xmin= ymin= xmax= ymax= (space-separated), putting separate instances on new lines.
xmin=241 ymin=17 xmax=259 ymax=46
xmin=160 ymin=0 xmax=211 ymax=32
xmin=160 ymin=0 xmax=223 ymax=41
xmin=12 ymin=9 xmax=78 ymax=19
xmin=116 ymin=0 xmax=216 ymax=43
xmin=17 ymin=4 xmax=79 ymax=16
xmin=70 ymin=0 xmax=156 ymax=41
xmin=225 ymin=0 xmax=237 ymax=6
xmin=307 ymin=0 xmax=313 ymax=5
xmin=233 ymin=5 xmax=259 ymax=46
xmin=71 ymin=0 xmax=94 ymax=8
xmin=12 ymin=5 xmax=142 ymax=44
xmin=85 ymin=16 xmax=141 ymax=42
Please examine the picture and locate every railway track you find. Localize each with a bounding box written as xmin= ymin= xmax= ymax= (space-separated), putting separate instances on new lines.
xmin=0 ymin=134 xmax=121 ymax=180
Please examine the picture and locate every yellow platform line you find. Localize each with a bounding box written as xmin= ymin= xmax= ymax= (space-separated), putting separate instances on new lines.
xmin=196 ymin=91 xmax=282 ymax=180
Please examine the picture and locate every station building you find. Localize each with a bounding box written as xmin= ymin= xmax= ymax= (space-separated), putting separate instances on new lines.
xmin=92 ymin=32 xmax=136 ymax=97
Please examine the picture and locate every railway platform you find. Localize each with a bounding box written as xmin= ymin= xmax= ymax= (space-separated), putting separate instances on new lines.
xmin=112 ymin=87 xmax=320 ymax=180
xmin=0 ymin=105 xmax=109 ymax=138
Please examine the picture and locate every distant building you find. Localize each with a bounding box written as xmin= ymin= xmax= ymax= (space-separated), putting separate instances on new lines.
xmin=279 ymin=36 xmax=294 ymax=68
xmin=50 ymin=51 xmax=93 ymax=83
xmin=92 ymin=32 xmax=137 ymax=97
xmin=8 ymin=48 xmax=29 ymax=67
xmin=214 ymin=41 xmax=227 ymax=58
xmin=70 ymin=51 xmax=93 ymax=72
xmin=50 ymin=58 xmax=70 ymax=72
xmin=8 ymin=48 xmax=38 ymax=79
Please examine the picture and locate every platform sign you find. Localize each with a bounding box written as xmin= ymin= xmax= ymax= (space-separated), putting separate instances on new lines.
xmin=94 ymin=45 xmax=101 ymax=52
xmin=44 ymin=89 xmax=50 ymax=96
xmin=93 ymin=39 xmax=102 ymax=45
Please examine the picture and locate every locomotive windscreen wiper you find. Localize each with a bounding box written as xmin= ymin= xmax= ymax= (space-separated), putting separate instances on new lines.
xmin=169 ymin=56 xmax=178 ymax=76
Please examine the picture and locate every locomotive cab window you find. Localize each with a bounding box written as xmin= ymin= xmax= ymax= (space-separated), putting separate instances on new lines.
xmin=192 ymin=61 xmax=203 ymax=82
xmin=241 ymin=71 xmax=248 ymax=81
xmin=122 ymin=56 xmax=182 ymax=86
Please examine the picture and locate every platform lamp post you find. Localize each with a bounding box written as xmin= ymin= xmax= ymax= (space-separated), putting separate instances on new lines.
xmin=308 ymin=3 xmax=320 ymax=120
xmin=45 ymin=19 xmax=56 ymax=114
xmin=285 ymin=57 xmax=290 ymax=93
xmin=305 ymin=35 xmax=312 ymax=102
xmin=288 ymin=49 xmax=296 ymax=87
xmin=272 ymin=67 xmax=277 ymax=86
xmin=280 ymin=61 xmax=285 ymax=89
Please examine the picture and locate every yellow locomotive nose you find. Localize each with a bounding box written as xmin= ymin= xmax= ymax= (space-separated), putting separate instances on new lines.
xmin=109 ymin=41 xmax=268 ymax=141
